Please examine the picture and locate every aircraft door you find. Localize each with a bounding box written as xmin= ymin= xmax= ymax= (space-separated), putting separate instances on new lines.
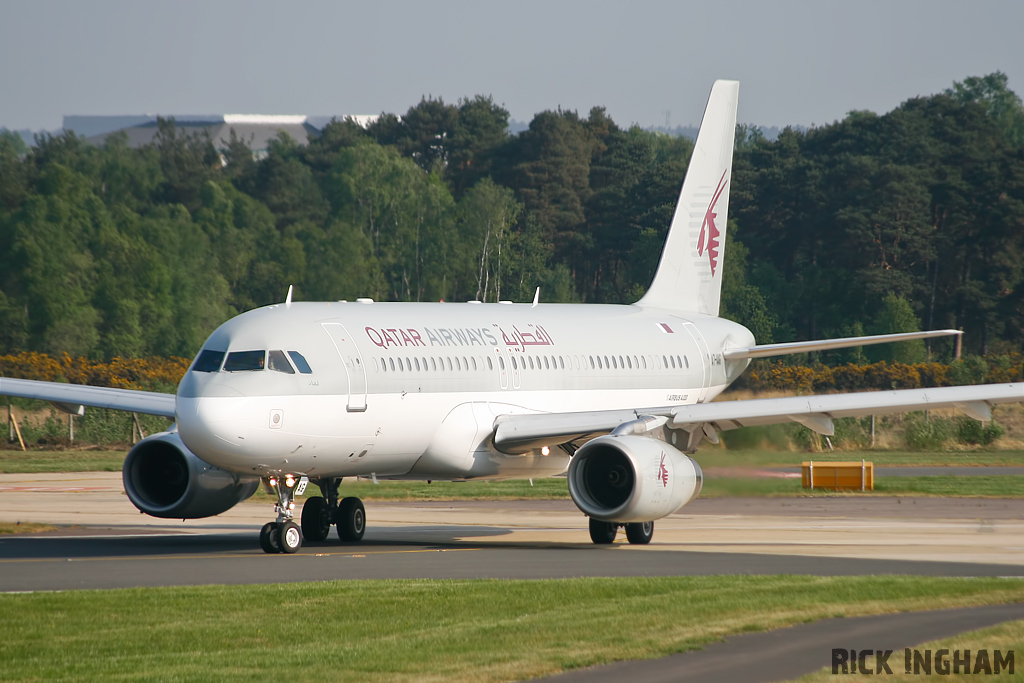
xmin=493 ymin=347 xmax=508 ymax=389
xmin=681 ymin=322 xmax=712 ymax=403
xmin=321 ymin=322 xmax=368 ymax=412
xmin=506 ymin=349 xmax=522 ymax=389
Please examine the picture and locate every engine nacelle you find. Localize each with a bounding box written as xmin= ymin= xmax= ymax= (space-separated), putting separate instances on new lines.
xmin=567 ymin=435 xmax=702 ymax=523
xmin=122 ymin=429 xmax=260 ymax=519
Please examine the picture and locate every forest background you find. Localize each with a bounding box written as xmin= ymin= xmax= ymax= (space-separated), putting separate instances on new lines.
xmin=2 ymin=72 xmax=1023 ymax=371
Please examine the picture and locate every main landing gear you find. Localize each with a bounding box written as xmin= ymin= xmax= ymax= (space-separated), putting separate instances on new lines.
xmin=588 ymin=518 xmax=654 ymax=545
xmin=259 ymin=476 xmax=367 ymax=554
xmin=299 ymin=477 xmax=366 ymax=543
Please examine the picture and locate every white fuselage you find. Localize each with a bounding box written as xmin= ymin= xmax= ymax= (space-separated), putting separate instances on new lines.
xmin=175 ymin=301 xmax=753 ymax=481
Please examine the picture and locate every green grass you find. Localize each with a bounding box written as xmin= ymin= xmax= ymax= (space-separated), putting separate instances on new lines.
xmin=694 ymin=448 xmax=1024 ymax=468
xmin=0 ymin=449 xmax=124 ymax=473
xmin=874 ymin=476 xmax=1024 ymax=497
xmin=249 ymin=477 xmax=572 ymax=502
xmin=5 ymin=449 xmax=1024 ymax=500
xmin=700 ymin=474 xmax=1024 ymax=498
xmin=4 ymin=447 xmax=1023 ymax=476
xmin=280 ymin=474 xmax=1024 ymax=500
xmin=1 ymin=577 xmax=1023 ymax=682
xmin=5 ymin=446 xmax=1024 ymax=472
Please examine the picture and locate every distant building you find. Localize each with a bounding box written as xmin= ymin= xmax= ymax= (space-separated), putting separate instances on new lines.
xmin=63 ymin=114 xmax=379 ymax=159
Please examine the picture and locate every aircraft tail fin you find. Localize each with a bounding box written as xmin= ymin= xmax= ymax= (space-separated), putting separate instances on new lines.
xmin=637 ymin=80 xmax=739 ymax=316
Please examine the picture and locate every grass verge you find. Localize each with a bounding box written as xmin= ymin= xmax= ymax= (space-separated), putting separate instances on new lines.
xmin=1 ymin=576 xmax=1023 ymax=682
xmin=694 ymin=449 xmax=1024 ymax=469
xmin=246 ymin=475 xmax=1024 ymax=500
xmin=5 ymin=450 xmax=1024 ymax=500
xmin=699 ymin=475 xmax=1024 ymax=498
xmin=0 ymin=450 xmax=124 ymax=473
xmin=794 ymin=618 xmax=1024 ymax=681
xmin=0 ymin=522 xmax=56 ymax=535
xmin=4 ymin=449 xmax=1024 ymax=476
xmin=247 ymin=477 xmax=572 ymax=503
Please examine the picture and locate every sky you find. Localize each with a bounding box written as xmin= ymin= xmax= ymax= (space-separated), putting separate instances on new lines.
xmin=2 ymin=0 xmax=1023 ymax=133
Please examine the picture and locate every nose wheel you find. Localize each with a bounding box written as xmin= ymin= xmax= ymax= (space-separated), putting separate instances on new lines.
xmin=259 ymin=522 xmax=280 ymax=553
xmin=259 ymin=475 xmax=307 ymax=554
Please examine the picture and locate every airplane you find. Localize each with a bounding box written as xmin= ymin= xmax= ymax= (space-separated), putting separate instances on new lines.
xmin=3 ymin=80 xmax=1023 ymax=554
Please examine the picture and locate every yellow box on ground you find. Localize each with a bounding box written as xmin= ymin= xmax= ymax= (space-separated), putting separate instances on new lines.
xmin=801 ymin=461 xmax=874 ymax=491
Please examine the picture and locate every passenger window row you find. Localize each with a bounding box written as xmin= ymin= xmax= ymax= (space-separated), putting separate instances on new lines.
xmin=377 ymin=355 xmax=493 ymax=373
xmin=374 ymin=353 xmax=690 ymax=373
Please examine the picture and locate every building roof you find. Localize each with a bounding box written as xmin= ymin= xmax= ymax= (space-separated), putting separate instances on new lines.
xmin=65 ymin=115 xmax=319 ymax=154
xmin=64 ymin=114 xmax=381 ymax=154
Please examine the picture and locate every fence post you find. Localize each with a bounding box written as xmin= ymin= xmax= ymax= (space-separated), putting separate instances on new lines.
xmin=10 ymin=409 xmax=25 ymax=452
xmin=870 ymin=415 xmax=876 ymax=447
xmin=69 ymin=413 xmax=74 ymax=444
xmin=132 ymin=413 xmax=145 ymax=442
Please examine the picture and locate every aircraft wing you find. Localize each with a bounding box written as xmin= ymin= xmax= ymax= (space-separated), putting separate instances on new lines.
xmin=492 ymin=383 xmax=1024 ymax=454
xmin=0 ymin=377 xmax=176 ymax=419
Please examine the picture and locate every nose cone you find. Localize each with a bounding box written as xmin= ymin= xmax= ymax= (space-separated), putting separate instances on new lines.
xmin=176 ymin=389 xmax=251 ymax=467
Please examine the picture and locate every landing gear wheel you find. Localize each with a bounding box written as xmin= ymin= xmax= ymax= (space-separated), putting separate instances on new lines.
xmin=279 ymin=521 xmax=302 ymax=553
xmin=589 ymin=518 xmax=618 ymax=544
xmin=625 ymin=521 xmax=654 ymax=545
xmin=337 ymin=496 xmax=366 ymax=542
xmin=260 ymin=522 xmax=281 ymax=553
xmin=301 ymin=496 xmax=331 ymax=541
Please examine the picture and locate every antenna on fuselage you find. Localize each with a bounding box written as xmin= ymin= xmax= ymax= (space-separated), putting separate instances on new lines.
xmin=285 ymin=285 xmax=293 ymax=306
xmin=532 ymin=287 xmax=540 ymax=308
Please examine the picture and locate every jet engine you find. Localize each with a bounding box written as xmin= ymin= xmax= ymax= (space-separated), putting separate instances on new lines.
xmin=122 ymin=429 xmax=260 ymax=519
xmin=567 ymin=435 xmax=702 ymax=523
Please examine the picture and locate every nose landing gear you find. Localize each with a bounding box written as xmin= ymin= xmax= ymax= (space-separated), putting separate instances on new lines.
xmin=259 ymin=475 xmax=307 ymax=554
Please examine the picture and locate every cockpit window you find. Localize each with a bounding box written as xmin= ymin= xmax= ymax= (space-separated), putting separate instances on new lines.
xmin=224 ymin=350 xmax=265 ymax=372
xmin=267 ymin=350 xmax=295 ymax=374
xmin=287 ymin=351 xmax=313 ymax=374
xmin=192 ymin=349 xmax=225 ymax=373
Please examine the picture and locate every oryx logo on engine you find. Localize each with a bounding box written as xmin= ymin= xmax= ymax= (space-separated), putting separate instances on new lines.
xmin=657 ymin=453 xmax=669 ymax=487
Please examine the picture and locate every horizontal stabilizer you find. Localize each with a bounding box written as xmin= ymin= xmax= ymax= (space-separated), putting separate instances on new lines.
xmin=722 ymin=330 xmax=961 ymax=361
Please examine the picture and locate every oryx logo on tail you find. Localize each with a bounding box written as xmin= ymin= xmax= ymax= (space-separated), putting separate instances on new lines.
xmin=696 ymin=169 xmax=729 ymax=276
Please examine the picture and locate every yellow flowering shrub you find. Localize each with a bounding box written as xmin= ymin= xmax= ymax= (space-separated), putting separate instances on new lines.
xmin=0 ymin=353 xmax=190 ymax=391
xmin=746 ymin=356 xmax=1022 ymax=394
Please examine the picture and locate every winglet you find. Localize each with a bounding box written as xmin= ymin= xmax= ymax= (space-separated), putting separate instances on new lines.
xmin=285 ymin=285 xmax=293 ymax=306
xmin=532 ymin=287 xmax=540 ymax=308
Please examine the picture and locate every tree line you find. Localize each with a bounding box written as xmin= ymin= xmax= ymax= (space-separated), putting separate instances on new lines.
xmin=0 ymin=73 xmax=1022 ymax=362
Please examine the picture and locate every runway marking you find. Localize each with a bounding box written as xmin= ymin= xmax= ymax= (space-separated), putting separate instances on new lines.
xmin=0 ymin=547 xmax=481 ymax=565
